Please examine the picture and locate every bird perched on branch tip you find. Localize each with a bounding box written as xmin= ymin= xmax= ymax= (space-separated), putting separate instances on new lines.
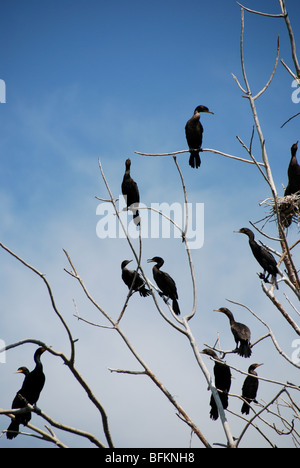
xmin=185 ymin=105 xmax=214 ymax=169
xmin=121 ymin=158 xmax=140 ymax=226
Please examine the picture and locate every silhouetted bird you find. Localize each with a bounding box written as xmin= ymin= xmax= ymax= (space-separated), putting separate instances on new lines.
xmin=185 ymin=105 xmax=214 ymax=169
xmin=121 ymin=260 xmax=150 ymax=297
xmin=147 ymin=256 xmax=180 ymax=315
xmin=284 ymin=142 xmax=300 ymax=196
xmin=215 ymin=307 xmax=252 ymax=358
xmin=121 ymin=158 xmax=140 ymax=226
xmin=201 ymin=348 xmax=232 ymax=421
xmin=241 ymin=363 xmax=263 ymax=415
xmin=283 ymin=142 xmax=300 ymax=227
xmin=7 ymin=347 xmax=46 ymax=439
xmin=235 ymin=227 xmax=279 ymax=289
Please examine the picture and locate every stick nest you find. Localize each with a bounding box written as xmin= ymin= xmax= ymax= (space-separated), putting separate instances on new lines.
xmin=263 ymin=192 xmax=300 ymax=228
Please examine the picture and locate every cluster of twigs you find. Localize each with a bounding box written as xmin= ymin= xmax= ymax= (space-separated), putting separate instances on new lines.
xmin=259 ymin=193 xmax=300 ymax=226
xmin=264 ymin=193 xmax=300 ymax=229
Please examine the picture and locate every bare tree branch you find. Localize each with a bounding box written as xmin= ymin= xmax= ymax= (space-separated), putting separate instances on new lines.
xmin=135 ymin=148 xmax=265 ymax=166
xmin=237 ymin=2 xmax=285 ymax=18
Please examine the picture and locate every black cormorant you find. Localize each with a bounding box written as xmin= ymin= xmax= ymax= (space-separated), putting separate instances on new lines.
xmin=214 ymin=307 xmax=252 ymax=358
xmin=241 ymin=363 xmax=263 ymax=415
xmin=185 ymin=105 xmax=214 ymax=169
xmin=121 ymin=260 xmax=150 ymax=297
xmin=7 ymin=347 xmax=46 ymax=439
xmin=121 ymin=159 xmax=140 ymax=226
xmin=147 ymin=257 xmax=180 ymax=315
xmin=284 ymin=142 xmax=300 ymax=196
xmin=201 ymin=348 xmax=232 ymax=421
xmin=235 ymin=227 xmax=279 ymax=289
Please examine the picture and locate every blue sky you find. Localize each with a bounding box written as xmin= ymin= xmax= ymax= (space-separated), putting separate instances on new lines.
xmin=0 ymin=0 xmax=299 ymax=448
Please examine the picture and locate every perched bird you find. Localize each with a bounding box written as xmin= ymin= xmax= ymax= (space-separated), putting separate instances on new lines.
xmin=185 ymin=105 xmax=214 ymax=169
xmin=147 ymin=256 xmax=180 ymax=315
xmin=283 ymin=142 xmax=300 ymax=227
xmin=6 ymin=367 xmax=30 ymax=438
xmin=201 ymin=348 xmax=232 ymax=421
xmin=121 ymin=260 xmax=151 ymax=297
xmin=284 ymin=142 xmax=300 ymax=196
xmin=7 ymin=347 xmax=46 ymax=439
xmin=121 ymin=158 xmax=140 ymax=226
xmin=214 ymin=307 xmax=252 ymax=358
xmin=235 ymin=227 xmax=279 ymax=289
xmin=241 ymin=363 xmax=263 ymax=415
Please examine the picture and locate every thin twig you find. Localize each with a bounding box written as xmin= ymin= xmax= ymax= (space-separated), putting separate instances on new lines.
xmin=253 ymin=36 xmax=280 ymax=100
xmin=281 ymin=112 xmax=300 ymax=129
xmin=237 ymin=2 xmax=285 ymax=18
xmin=135 ymin=149 xmax=265 ymax=166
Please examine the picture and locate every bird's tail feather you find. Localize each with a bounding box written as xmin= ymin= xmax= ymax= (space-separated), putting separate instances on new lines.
xmin=172 ymin=298 xmax=181 ymax=316
xmin=219 ymin=391 xmax=229 ymax=410
xmin=6 ymin=420 xmax=19 ymax=439
xmin=237 ymin=342 xmax=252 ymax=358
xmin=241 ymin=400 xmax=251 ymax=415
xmin=139 ymin=286 xmax=151 ymax=297
xmin=209 ymin=396 xmax=219 ymax=420
xmin=133 ymin=210 xmax=140 ymax=226
xmin=189 ymin=151 xmax=201 ymax=169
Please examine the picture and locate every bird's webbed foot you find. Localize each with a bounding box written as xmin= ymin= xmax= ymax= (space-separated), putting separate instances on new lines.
xmin=258 ymin=272 xmax=271 ymax=284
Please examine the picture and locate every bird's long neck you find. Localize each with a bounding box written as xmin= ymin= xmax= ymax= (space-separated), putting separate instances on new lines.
xmin=245 ymin=230 xmax=255 ymax=243
xmin=291 ymin=146 xmax=298 ymax=164
xmin=209 ymin=350 xmax=220 ymax=361
xmin=154 ymin=259 xmax=164 ymax=270
xmin=125 ymin=162 xmax=131 ymax=177
xmin=34 ymin=353 xmax=43 ymax=372
xmin=193 ymin=111 xmax=200 ymax=121
xmin=221 ymin=309 xmax=235 ymax=325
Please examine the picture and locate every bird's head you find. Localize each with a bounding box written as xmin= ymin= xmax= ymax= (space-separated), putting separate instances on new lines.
xmin=121 ymin=260 xmax=132 ymax=269
xmin=147 ymin=256 xmax=164 ymax=265
xmin=213 ymin=307 xmax=230 ymax=314
xmin=34 ymin=347 xmax=47 ymax=360
xmin=125 ymin=159 xmax=131 ymax=168
xmin=15 ymin=367 xmax=30 ymax=375
xmin=234 ymin=227 xmax=254 ymax=239
xmin=291 ymin=141 xmax=298 ymax=156
xmin=194 ymin=105 xmax=214 ymax=115
xmin=249 ymin=363 xmax=263 ymax=372
xmin=200 ymin=348 xmax=218 ymax=359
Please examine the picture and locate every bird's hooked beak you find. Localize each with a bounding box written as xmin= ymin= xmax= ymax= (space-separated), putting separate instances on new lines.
xmin=14 ymin=369 xmax=24 ymax=374
xmin=206 ymin=110 xmax=214 ymax=115
xmin=147 ymin=258 xmax=154 ymax=263
xmin=254 ymin=363 xmax=263 ymax=369
xmin=233 ymin=228 xmax=245 ymax=235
